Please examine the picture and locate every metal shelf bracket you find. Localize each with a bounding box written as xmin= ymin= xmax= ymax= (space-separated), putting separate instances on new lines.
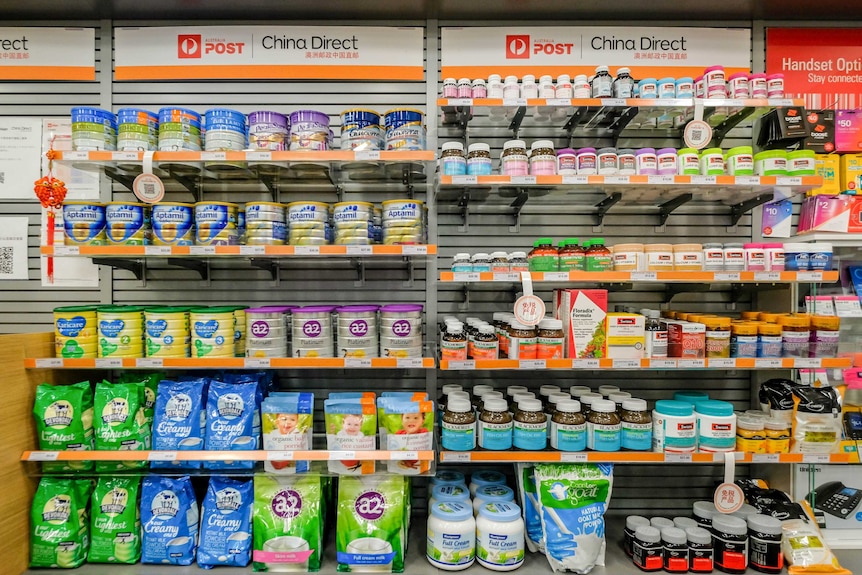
xmin=730 ymin=194 xmax=772 ymax=227
xmin=509 ymin=190 xmax=529 ymax=233
xmin=594 ymin=192 xmax=623 ymax=228
xmin=167 ymin=258 xmax=210 ymax=283
xmin=92 ymin=258 xmax=146 ymax=283
xmin=657 ymin=193 xmax=694 ymax=228
xmin=458 ymin=190 xmax=470 ymax=232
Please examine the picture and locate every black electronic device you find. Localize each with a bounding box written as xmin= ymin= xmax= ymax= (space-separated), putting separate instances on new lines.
xmin=844 ymin=411 xmax=862 ymax=440
xmin=808 ymin=481 xmax=862 ymax=519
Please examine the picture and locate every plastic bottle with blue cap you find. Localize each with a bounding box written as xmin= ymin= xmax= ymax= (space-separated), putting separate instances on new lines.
xmin=476 ymin=502 xmax=525 ymax=571
xmin=430 ymin=483 xmax=471 ymax=509
xmin=427 ymin=501 xmax=476 ymax=571
xmin=469 ymin=470 xmax=507 ymax=497
xmin=653 ymin=400 xmax=697 ymax=453
xmin=473 ymin=484 xmax=515 ymax=516
xmin=695 ymin=400 xmax=737 ymax=452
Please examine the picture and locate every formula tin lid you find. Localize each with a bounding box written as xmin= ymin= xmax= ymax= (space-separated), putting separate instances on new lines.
xmin=747 ymin=513 xmax=782 ymax=535
xmin=655 ymin=400 xmax=693 ymax=417
xmin=471 ymin=470 xmax=507 ymax=487
xmin=712 ymin=514 xmax=747 ymax=536
xmin=54 ymin=305 xmax=99 ymax=313
xmin=379 ymin=304 xmax=424 ymax=313
xmin=685 ymin=526 xmax=712 ymax=544
xmin=635 ymin=525 xmax=661 ymax=544
xmin=626 ymin=515 xmax=650 ymax=531
xmin=475 ymin=484 xmax=515 ymax=502
xmin=662 ymin=526 xmax=687 ymax=545
xmin=431 ymin=483 xmax=470 ymax=502
xmin=245 ymin=306 xmax=291 ymax=313
xmin=478 ymin=502 xmax=522 ymax=522
xmin=294 ymin=305 xmax=338 ymax=313
xmin=335 ymin=305 xmax=380 ymax=313
xmin=431 ymin=470 xmax=466 ymax=486
xmin=694 ymin=399 xmax=735 ymax=417
xmin=431 ymin=501 xmax=473 ymax=522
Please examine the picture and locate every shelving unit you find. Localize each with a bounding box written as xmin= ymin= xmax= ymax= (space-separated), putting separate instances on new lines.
xmin=22 ymin=449 xmax=435 ymax=463
xmin=439 ymin=451 xmax=860 ymax=464
xmin=441 ymin=270 xmax=837 ymax=283
xmin=25 ymin=357 xmax=436 ymax=369
xmin=439 ymin=357 xmax=851 ymax=370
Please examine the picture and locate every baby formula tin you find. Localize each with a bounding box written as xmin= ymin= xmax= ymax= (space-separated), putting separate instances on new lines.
xmin=289 ymin=109 xmax=330 ymax=151
xmin=248 ymin=111 xmax=289 ymax=151
xmin=340 ymin=109 xmax=383 ymax=151
xmin=62 ymin=201 xmax=106 ymax=245
xmin=144 ymin=306 xmax=190 ymax=358
xmin=291 ymin=306 xmax=336 ymax=358
xmin=195 ymin=201 xmax=239 ymax=246
xmin=384 ymin=108 xmax=426 ymax=150
xmin=379 ymin=304 xmax=423 ymax=357
xmin=151 ymin=202 xmax=194 ymax=246
xmin=189 ymin=307 xmax=237 ymax=358
xmin=105 ymin=202 xmax=150 ymax=245
xmin=245 ymin=202 xmax=286 ymax=223
xmin=336 ymin=305 xmax=379 ymax=354
xmin=97 ymin=306 xmax=145 ymax=358
xmin=287 ymin=201 xmax=330 ymax=224
xmin=54 ymin=305 xmax=98 ymax=358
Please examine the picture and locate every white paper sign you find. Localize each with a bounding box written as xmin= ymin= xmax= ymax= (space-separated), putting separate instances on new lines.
xmin=0 ymin=27 xmax=95 ymax=81
xmin=42 ymin=118 xmax=100 ymax=200
xmin=0 ymin=117 xmax=41 ymax=199
xmin=0 ymin=217 xmax=28 ymax=279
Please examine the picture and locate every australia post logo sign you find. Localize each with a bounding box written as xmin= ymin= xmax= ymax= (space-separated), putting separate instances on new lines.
xmin=506 ymin=34 xmax=575 ymax=59
xmin=115 ymin=25 xmax=423 ymax=81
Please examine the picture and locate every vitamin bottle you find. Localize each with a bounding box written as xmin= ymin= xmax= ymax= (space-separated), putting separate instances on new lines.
xmin=441 ymin=142 xmax=467 ymax=176
xmin=621 ymin=398 xmax=652 ymax=451
xmin=536 ymin=318 xmax=564 ymax=359
xmin=558 ymin=238 xmax=585 ymax=271
xmin=513 ymin=398 xmax=547 ymax=450
xmin=478 ymin=398 xmax=513 ymax=450
xmin=442 ymin=398 xmax=477 ymax=451
xmin=442 ymin=321 xmax=468 ymax=360
xmin=528 ymin=238 xmax=559 ymax=272
xmin=588 ymin=399 xmax=621 ymax=451
xmin=592 ymin=65 xmax=613 ymax=97
xmin=473 ymin=324 xmax=499 ymax=360
xmin=614 ymin=67 xmax=635 ymax=98
xmin=585 ymin=238 xmax=613 ymax=272
xmin=466 ymin=143 xmax=493 ymax=176
xmin=507 ymin=320 xmax=537 ymax=360
xmin=778 ymin=314 xmax=810 ymax=357
xmin=644 ymin=310 xmax=668 ymax=358
xmin=501 ymin=140 xmax=529 ymax=176
xmin=551 ymin=399 xmax=586 ymax=451
xmin=704 ymin=317 xmax=732 ymax=358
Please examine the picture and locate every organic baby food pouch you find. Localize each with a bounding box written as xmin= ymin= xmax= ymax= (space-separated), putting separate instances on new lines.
xmin=198 ymin=476 xmax=253 ymax=568
xmin=30 ymin=477 xmax=92 ymax=569
xmin=262 ymin=393 xmax=314 ymax=474
xmin=325 ymin=399 xmax=377 ymax=475
xmin=33 ymin=381 xmax=94 ymax=472
xmin=94 ymin=381 xmax=151 ymax=472
xmin=337 ymin=475 xmax=408 ymax=573
xmin=378 ymin=398 xmax=434 ymax=475
xmin=253 ymin=474 xmax=323 ymax=572
xmin=88 ymin=477 xmax=142 ymax=564
xmin=151 ymin=378 xmax=207 ymax=469
xmin=205 ymin=380 xmax=259 ymax=470
xmin=141 ymin=475 xmax=198 ymax=566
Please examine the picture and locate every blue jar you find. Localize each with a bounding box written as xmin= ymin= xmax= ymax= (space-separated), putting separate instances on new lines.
xmin=658 ymin=77 xmax=676 ymax=99
xmin=621 ymin=398 xmax=652 ymax=451
xmin=442 ymin=397 xmax=476 ymax=451
xmin=513 ymin=398 xmax=547 ymax=450
xmin=757 ymin=324 xmax=783 ymax=358
xmin=808 ymin=243 xmax=833 ymax=271
xmin=638 ymin=78 xmax=658 ymax=99
xmin=551 ymin=399 xmax=587 ymax=451
xmin=478 ymin=398 xmax=513 ymax=450
xmin=675 ymin=77 xmax=694 ymax=99
xmin=589 ymin=399 xmax=622 ymax=451
xmin=442 ymin=141 xmax=467 ymax=176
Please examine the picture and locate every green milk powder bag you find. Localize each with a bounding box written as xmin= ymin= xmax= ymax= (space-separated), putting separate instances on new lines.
xmin=336 ymin=475 xmax=408 ymax=573
xmin=94 ymin=381 xmax=150 ymax=472
xmin=33 ymin=381 xmax=94 ymax=472
xmin=30 ymin=477 xmax=92 ymax=569
xmin=253 ymin=474 xmax=323 ymax=572
xmin=118 ymin=371 xmax=162 ymax=427
xmin=88 ymin=477 xmax=142 ymax=564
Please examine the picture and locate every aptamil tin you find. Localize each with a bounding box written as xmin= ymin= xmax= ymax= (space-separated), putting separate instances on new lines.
xmin=54 ymin=305 xmax=99 ymax=359
xmin=287 ymin=201 xmax=329 ymax=224
xmin=333 ymin=201 xmax=374 ymax=224
xmin=383 ymin=108 xmax=425 ymax=150
xmin=245 ymin=222 xmax=288 ymax=244
xmin=195 ymin=201 xmax=239 ymax=245
xmin=105 ymin=202 xmax=150 ymax=245
xmin=190 ymin=307 xmax=237 ymax=358
xmin=63 ymin=201 xmax=107 ymax=245
xmin=340 ymin=109 xmax=383 ymax=151
xmin=289 ymin=110 xmax=330 ymax=151
xmin=245 ymin=201 xmax=286 ymax=223
xmin=151 ymin=202 xmax=194 ymax=246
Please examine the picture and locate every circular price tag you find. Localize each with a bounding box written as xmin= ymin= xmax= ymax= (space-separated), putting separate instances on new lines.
xmin=684 ymin=120 xmax=714 ymax=150
xmin=514 ymin=294 xmax=545 ymax=326
xmin=133 ymin=173 xmax=165 ymax=204
xmin=714 ymin=482 xmax=744 ymax=514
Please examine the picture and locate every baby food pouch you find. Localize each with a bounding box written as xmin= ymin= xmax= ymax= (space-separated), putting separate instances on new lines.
xmin=198 ymin=476 xmax=253 ymax=568
xmin=253 ymin=474 xmax=323 ymax=572
xmin=141 ymin=475 xmax=199 ymax=565
xmin=337 ymin=475 xmax=408 ymax=573
xmin=33 ymin=381 xmax=94 ymax=472
xmin=204 ymin=380 xmax=259 ymax=470
xmin=262 ymin=393 xmax=314 ymax=474
xmin=151 ymin=378 xmax=207 ymax=469
xmin=94 ymin=381 xmax=151 ymax=472
xmin=378 ymin=398 xmax=434 ymax=475
xmin=30 ymin=477 xmax=92 ymax=569
xmin=325 ymin=399 xmax=377 ymax=475
xmin=533 ymin=463 xmax=614 ymax=574
xmin=88 ymin=476 xmax=142 ymax=564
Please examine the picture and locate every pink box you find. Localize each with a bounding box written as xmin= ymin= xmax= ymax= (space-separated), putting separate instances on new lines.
xmin=556 ymin=289 xmax=608 ymax=359
xmin=836 ymin=110 xmax=862 ymax=152
xmin=799 ymin=194 xmax=853 ymax=233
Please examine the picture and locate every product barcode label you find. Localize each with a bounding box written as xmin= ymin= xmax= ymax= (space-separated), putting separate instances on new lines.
xmin=453 ymin=272 xmax=480 ymax=282
xmin=796 ymin=272 xmax=823 ymax=282
xmin=834 ymin=297 xmax=862 ymax=317
xmin=330 ymin=451 xmax=356 ymax=460
xmin=665 ymin=453 xmax=693 ymax=463
xmin=803 ymin=454 xmax=831 ymax=464
xmin=571 ymin=359 xmax=600 ymax=369
xmin=545 ymin=98 xmax=572 ymax=106
xmin=246 ymin=151 xmax=272 ymax=161
xmin=678 ymin=359 xmax=706 ymax=369
xmin=723 ymin=99 xmax=747 ymax=107
xmin=708 ymin=358 xmax=738 ymax=369
xmin=612 ymin=359 xmax=640 ymax=369
xmin=714 ymin=272 xmax=741 ymax=282
xmin=560 ymin=452 xmax=588 ymax=462
xmin=631 ymin=272 xmax=658 ymax=281
xmin=793 ymin=358 xmax=822 ymax=368
xmin=294 ymin=246 xmax=320 ymax=255
xmin=201 ymin=151 xmax=227 ymax=161
xmin=451 ymin=175 xmax=478 ymax=185
xmin=144 ymin=246 xmax=171 ymax=255
xmin=95 ymin=358 xmax=123 ymax=368
xmin=401 ymin=245 xmax=428 ymax=255
xmin=267 ymin=451 xmax=295 ymax=461
xmin=446 ymin=360 xmax=475 ymax=370
xmin=752 ymin=453 xmax=780 ymax=463
xmin=768 ymin=98 xmax=796 ymax=107
xmin=29 ymin=452 xmax=60 ymax=461
xmin=396 ymin=358 xmax=424 ymax=368
xmin=647 ymin=175 xmax=675 ymax=185
xmin=443 ymin=452 xmax=471 ymax=462
xmin=345 ymin=358 xmax=372 ymax=368
xmin=245 ymin=358 xmax=271 ymax=368
xmin=189 ymin=246 xmax=216 ymax=256
xmin=136 ymin=358 xmax=164 ymax=368
xmin=755 ymin=358 xmax=783 ymax=369
xmin=600 ymin=98 xmax=627 ymax=107
xmin=35 ymin=358 xmax=64 ymax=368
xmin=53 ymin=246 xmax=80 ymax=256
xmin=562 ymin=175 xmax=589 ymax=185
xmin=355 ymin=150 xmax=381 ymax=161
xmin=502 ymin=98 xmax=528 ymax=107
xmin=691 ymin=176 xmax=717 ymax=185
xmin=510 ymin=175 xmax=537 ymax=185
xmin=650 ymin=359 xmax=677 ymax=369
xmin=754 ymin=272 xmax=781 ymax=282
xmin=63 ymin=151 xmax=88 ymax=161
xmin=542 ymin=272 xmax=570 ymax=281
xmin=736 ymin=176 xmax=762 ymax=186
xmin=239 ymin=245 xmax=266 ymax=255
xmin=519 ymin=359 xmax=546 ymax=370
xmin=494 ymin=273 xmax=520 ymax=281
xmin=776 ymin=177 xmax=803 ymax=186
xmin=112 ymin=151 xmax=139 ymax=161
xmin=390 ymin=451 xmax=419 ymax=460
xmin=148 ymin=451 xmax=178 ymax=461
xmin=447 ymin=98 xmax=473 ymax=106
xmin=345 ymin=245 xmax=373 ymax=256
xmin=604 ymin=176 xmax=630 ymax=185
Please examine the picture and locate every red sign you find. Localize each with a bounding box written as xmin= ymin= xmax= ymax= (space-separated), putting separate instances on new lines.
xmin=766 ymin=28 xmax=862 ymax=109
xmin=505 ymin=35 xmax=530 ymax=59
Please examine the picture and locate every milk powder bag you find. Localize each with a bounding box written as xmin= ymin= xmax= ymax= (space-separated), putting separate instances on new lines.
xmin=141 ymin=475 xmax=199 ymax=565
xmin=325 ymin=399 xmax=377 ymax=475
xmin=204 ymin=380 xmax=259 ymax=470
xmin=378 ymin=397 xmax=434 ymax=475
xmin=197 ymin=476 xmax=253 ymax=568
xmin=30 ymin=477 xmax=92 ymax=569
xmin=118 ymin=371 xmax=163 ymax=426
xmin=516 ymin=463 xmax=544 ymax=553
xmin=151 ymin=379 xmax=207 ymax=469
xmin=33 ymin=381 xmax=94 ymax=472
xmin=253 ymin=474 xmax=323 ymax=572
xmin=533 ymin=463 xmax=614 ymax=574
xmin=262 ymin=393 xmax=314 ymax=474
xmin=94 ymin=381 xmax=151 ymax=472
xmin=88 ymin=477 xmax=142 ymax=564
xmin=336 ymin=475 xmax=408 ymax=573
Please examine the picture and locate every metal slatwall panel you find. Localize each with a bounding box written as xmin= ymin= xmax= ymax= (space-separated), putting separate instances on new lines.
xmin=0 ymin=22 xmax=104 ymax=333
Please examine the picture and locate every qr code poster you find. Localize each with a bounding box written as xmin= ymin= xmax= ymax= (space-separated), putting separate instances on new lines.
xmin=0 ymin=217 xmax=29 ymax=279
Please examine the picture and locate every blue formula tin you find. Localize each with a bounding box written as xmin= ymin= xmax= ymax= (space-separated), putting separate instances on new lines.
xmin=204 ymin=108 xmax=247 ymax=125
xmin=159 ymin=107 xmax=202 ymax=125
xmin=105 ymin=202 xmax=150 ymax=245
xmin=71 ymin=107 xmax=116 ymax=123
xmin=62 ymin=201 xmax=106 ymax=245
xmin=117 ymin=108 xmax=159 ymax=128
xmin=340 ymin=108 xmax=383 ymax=151
xmin=383 ymin=108 xmax=425 ymax=151
xmin=195 ymin=201 xmax=239 ymax=243
xmin=151 ymin=202 xmax=194 ymax=246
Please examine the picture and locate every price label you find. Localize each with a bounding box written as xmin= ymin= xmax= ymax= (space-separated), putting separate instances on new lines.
xmin=542 ymin=272 xmax=570 ymax=281
xmin=714 ymin=272 xmax=741 ymax=282
xmin=604 ymin=176 xmax=630 ymax=185
xmin=136 ymin=358 xmax=164 ymax=368
xmin=708 ymin=358 xmax=738 ymax=369
xmin=776 ymin=177 xmax=803 ymax=186
xmin=494 ymin=273 xmax=521 ymax=281
xmin=240 ymin=245 xmax=266 ymax=255
xmin=267 ymin=451 xmax=295 ymax=461
xmin=665 ymin=453 xmax=694 ymax=463
xmin=64 ymin=151 xmax=88 ymax=161
xmin=29 ymin=451 xmax=60 ymax=461
xmin=678 ymin=359 xmax=706 ymax=369
xmin=453 ymin=272 xmax=480 ymax=282
xmin=446 ymin=360 xmax=476 ymax=370
xmin=345 ymin=358 xmax=373 ymax=368
xmin=451 ymin=175 xmax=478 ymax=185
xmin=189 ymin=246 xmax=216 ymax=256
xmin=835 ymin=297 xmax=862 ymax=318
xmin=560 ymin=453 xmax=588 ymax=462
xmin=53 ymin=246 xmax=80 ymax=256
xmin=514 ymin=294 xmax=546 ymax=326
xmin=396 ymin=358 xmax=424 ymax=368
xmin=144 ymin=246 xmax=171 ymax=256
xmin=95 ymin=358 xmax=123 ymax=368
xmin=201 ymin=151 xmax=227 ymax=161
xmin=794 ymin=358 xmax=822 ymax=369
xmin=768 ymin=98 xmax=796 ymax=107
xmin=572 ymin=359 xmax=600 ymax=369
xmin=612 ymin=359 xmax=640 ymax=369
xmin=691 ymin=176 xmax=718 ymax=185
xmin=112 ymin=151 xmax=139 ymax=161
xmin=650 ymin=359 xmax=677 ymax=369
xmin=754 ymin=272 xmax=781 ymax=282
xmin=752 ymin=453 xmax=780 ymax=463
xmin=714 ymin=482 xmax=745 ymax=513
xmin=631 ymin=272 xmax=658 ymax=281
xmin=519 ymin=359 xmax=547 ymax=370
xmin=647 ymin=175 xmax=675 ymax=185
xmin=510 ymin=175 xmax=537 ymax=185
xmin=245 ymin=358 xmax=271 ymax=368
xmin=803 ymin=454 xmax=831 ymax=464
xmin=546 ymin=98 xmax=572 ymax=106
xmin=35 ymin=358 xmax=64 ymax=368
xmin=294 ymin=246 xmax=320 ymax=256
xmin=684 ymin=120 xmax=713 ymax=149
xmin=355 ymin=150 xmax=381 ymax=161
xmin=246 ymin=151 xmax=272 ymax=161
xmin=562 ymin=175 xmax=589 ymax=185
xmin=148 ymin=451 xmax=178 ymax=462
xmin=724 ymin=99 xmax=747 ymax=107
xmin=443 ymin=452 xmax=472 ymax=462
xmin=447 ymin=98 xmax=473 ymax=106
xmin=796 ymin=272 xmax=823 ymax=282
xmin=736 ymin=176 xmax=762 ymax=186
xmin=503 ymin=98 xmax=528 ymax=107
xmin=330 ymin=451 xmax=356 ymax=461
xmin=755 ymin=359 xmax=783 ymax=369
xmin=346 ymin=245 xmax=373 ymax=256
xmin=401 ymin=245 xmax=428 ymax=255
xmin=600 ymin=98 xmax=627 ymax=107
xmin=391 ymin=451 xmax=419 ymax=460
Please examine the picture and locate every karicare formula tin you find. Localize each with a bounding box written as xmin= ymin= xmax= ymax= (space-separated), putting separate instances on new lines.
xmin=54 ymin=305 xmax=98 ymax=359
xmin=189 ymin=307 xmax=236 ymax=358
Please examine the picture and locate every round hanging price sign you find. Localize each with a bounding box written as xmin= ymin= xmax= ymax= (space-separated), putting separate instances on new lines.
xmin=514 ymin=294 xmax=545 ymax=326
xmin=684 ymin=120 xmax=713 ymax=150
xmin=133 ymin=172 xmax=165 ymax=204
xmin=714 ymin=482 xmax=744 ymax=513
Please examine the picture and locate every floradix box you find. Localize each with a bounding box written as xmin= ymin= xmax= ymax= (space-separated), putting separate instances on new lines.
xmin=555 ymin=289 xmax=608 ymax=359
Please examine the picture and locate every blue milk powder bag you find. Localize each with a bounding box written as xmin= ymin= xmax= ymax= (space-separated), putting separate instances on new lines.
xmin=197 ymin=476 xmax=253 ymax=568
xmin=204 ymin=381 xmax=259 ymax=470
xmin=141 ymin=476 xmax=199 ymax=565
xmin=151 ymin=379 xmax=207 ymax=469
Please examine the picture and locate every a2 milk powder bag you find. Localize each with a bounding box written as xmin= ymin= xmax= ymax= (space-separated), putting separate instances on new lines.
xmin=141 ymin=475 xmax=199 ymax=565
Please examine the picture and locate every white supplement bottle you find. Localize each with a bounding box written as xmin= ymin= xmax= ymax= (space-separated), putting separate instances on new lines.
xmin=476 ymin=501 xmax=526 ymax=571
xmin=427 ymin=501 xmax=476 ymax=571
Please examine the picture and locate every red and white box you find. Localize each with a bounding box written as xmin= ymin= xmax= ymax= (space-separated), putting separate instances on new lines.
xmin=555 ymin=289 xmax=608 ymax=359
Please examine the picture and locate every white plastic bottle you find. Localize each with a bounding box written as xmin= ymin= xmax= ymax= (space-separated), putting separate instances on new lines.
xmin=427 ymin=501 xmax=476 ymax=571
xmin=476 ymin=502 xmax=525 ymax=571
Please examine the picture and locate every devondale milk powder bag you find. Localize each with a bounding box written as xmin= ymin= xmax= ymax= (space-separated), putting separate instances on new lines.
xmin=197 ymin=476 xmax=253 ymax=568
xmin=141 ymin=475 xmax=199 ymax=565
xmin=30 ymin=477 xmax=93 ymax=569
xmin=88 ymin=477 xmax=142 ymax=564
xmin=33 ymin=381 xmax=94 ymax=472
xmin=94 ymin=381 xmax=151 ymax=472
xmin=151 ymin=378 xmax=207 ymax=469
xmin=205 ymin=380 xmax=259 ymax=470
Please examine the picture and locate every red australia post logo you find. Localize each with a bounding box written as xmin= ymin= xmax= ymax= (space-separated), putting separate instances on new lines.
xmin=178 ymin=34 xmax=202 ymax=58
xmin=506 ymin=35 xmax=530 ymax=59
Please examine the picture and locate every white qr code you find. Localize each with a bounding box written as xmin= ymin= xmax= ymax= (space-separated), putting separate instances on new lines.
xmin=0 ymin=246 xmax=13 ymax=274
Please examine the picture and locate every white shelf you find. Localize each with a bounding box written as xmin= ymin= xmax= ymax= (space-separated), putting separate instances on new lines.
xmin=793 ymin=232 xmax=862 ymax=248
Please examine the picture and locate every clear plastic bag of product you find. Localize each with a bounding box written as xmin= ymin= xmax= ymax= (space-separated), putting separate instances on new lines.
xmin=791 ymin=386 xmax=842 ymax=453
xmin=781 ymin=516 xmax=850 ymax=575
